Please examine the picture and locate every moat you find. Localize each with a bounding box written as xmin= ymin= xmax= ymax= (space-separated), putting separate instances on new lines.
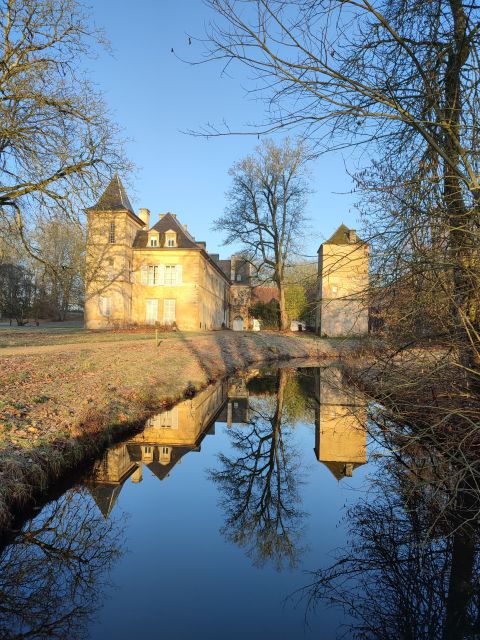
xmin=0 ymin=363 xmax=472 ymax=639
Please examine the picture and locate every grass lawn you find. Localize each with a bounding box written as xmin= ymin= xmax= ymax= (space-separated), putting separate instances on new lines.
xmin=0 ymin=324 xmax=206 ymax=348
xmin=1 ymin=330 xmax=351 ymax=528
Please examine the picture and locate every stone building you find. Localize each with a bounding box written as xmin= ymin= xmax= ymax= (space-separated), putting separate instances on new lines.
xmin=85 ymin=175 xmax=234 ymax=330
xmin=314 ymin=366 xmax=367 ymax=480
xmin=86 ymin=380 xmax=227 ymax=517
xmin=228 ymin=255 xmax=252 ymax=331
xmin=316 ymin=224 xmax=369 ymax=337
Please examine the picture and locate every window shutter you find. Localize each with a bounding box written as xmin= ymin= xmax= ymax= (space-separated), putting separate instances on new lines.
xmin=176 ymin=264 xmax=183 ymax=284
xmin=140 ymin=265 xmax=148 ymax=285
xmin=159 ymin=264 xmax=166 ymax=285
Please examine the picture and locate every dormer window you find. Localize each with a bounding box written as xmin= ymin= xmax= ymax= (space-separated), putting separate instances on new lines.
xmin=148 ymin=232 xmax=159 ymax=247
xmin=165 ymin=231 xmax=177 ymax=247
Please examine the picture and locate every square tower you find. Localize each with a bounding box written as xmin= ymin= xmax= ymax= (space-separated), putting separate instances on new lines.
xmin=316 ymin=224 xmax=369 ymax=337
xmin=85 ymin=174 xmax=145 ymax=329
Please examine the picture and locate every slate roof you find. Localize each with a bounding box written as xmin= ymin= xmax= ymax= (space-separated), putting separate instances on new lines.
xmin=146 ymin=446 xmax=194 ymax=481
xmin=320 ymin=460 xmax=365 ymax=481
xmin=88 ymin=174 xmax=134 ymax=213
xmin=218 ymin=259 xmax=232 ymax=279
xmin=324 ymin=224 xmax=365 ymax=245
xmin=133 ymin=212 xmax=200 ymax=249
xmin=88 ymin=483 xmax=125 ymax=519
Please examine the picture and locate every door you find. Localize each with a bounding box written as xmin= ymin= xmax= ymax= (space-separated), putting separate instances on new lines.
xmin=163 ymin=299 xmax=176 ymax=325
xmin=146 ymin=299 xmax=158 ymax=324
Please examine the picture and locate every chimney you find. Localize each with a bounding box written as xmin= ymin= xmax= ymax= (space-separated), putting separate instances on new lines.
xmin=348 ymin=229 xmax=357 ymax=243
xmin=138 ymin=208 xmax=150 ymax=228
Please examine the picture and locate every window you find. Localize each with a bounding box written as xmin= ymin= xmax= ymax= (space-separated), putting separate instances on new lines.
xmin=156 ymin=408 xmax=179 ymax=429
xmin=331 ymin=285 xmax=338 ymax=294
xmin=99 ymin=296 xmax=111 ymax=317
xmin=163 ymin=299 xmax=176 ymax=324
xmin=142 ymin=445 xmax=153 ymax=460
xmin=146 ymin=299 xmax=158 ymax=324
xmin=166 ymin=232 xmax=176 ymax=247
xmin=159 ymin=446 xmax=171 ymax=464
xmin=164 ymin=265 xmax=176 ymax=285
xmin=141 ymin=264 xmax=182 ymax=285
xmin=109 ymin=221 xmax=115 ymax=244
xmin=150 ymin=237 xmax=158 ymax=247
xmin=236 ymin=273 xmax=242 ymax=282
xmin=148 ymin=265 xmax=158 ymax=285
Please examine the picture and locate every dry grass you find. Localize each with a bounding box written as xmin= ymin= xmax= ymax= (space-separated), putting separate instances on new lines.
xmin=0 ymin=331 xmax=362 ymax=529
xmin=0 ymin=326 xmax=205 ymax=348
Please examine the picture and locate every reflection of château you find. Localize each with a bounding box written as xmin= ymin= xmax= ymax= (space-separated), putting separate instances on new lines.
xmin=86 ymin=381 xmax=227 ymax=517
xmin=218 ymin=376 xmax=250 ymax=426
xmin=86 ymin=366 xmax=368 ymax=517
xmin=314 ymin=366 xmax=367 ymax=480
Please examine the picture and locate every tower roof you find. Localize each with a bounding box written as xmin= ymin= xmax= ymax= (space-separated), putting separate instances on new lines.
xmin=324 ymin=224 xmax=365 ymax=245
xmin=321 ymin=460 xmax=365 ymax=481
xmin=88 ymin=174 xmax=134 ymax=213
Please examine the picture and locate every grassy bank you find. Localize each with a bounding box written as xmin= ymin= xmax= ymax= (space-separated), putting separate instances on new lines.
xmin=0 ymin=331 xmax=365 ymax=530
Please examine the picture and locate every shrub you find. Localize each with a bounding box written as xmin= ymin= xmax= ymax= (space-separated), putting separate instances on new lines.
xmin=249 ymin=300 xmax=280 ymax=329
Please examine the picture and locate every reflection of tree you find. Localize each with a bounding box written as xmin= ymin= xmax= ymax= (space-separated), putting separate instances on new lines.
xmin=211 ymin=369 xmax=307 ymax=570
xmin=302 ymin=450 xmax=480 ymax=640
xmin=0 ymin=487 xmax=124 ymax=640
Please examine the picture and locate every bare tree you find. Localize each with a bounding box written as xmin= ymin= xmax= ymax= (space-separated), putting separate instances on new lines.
xmin=0 ymin=0 xmax=130 ymax=266
xmin=202 ymin=0 xmax=480 ymax=376
xmin=210 ymin=369 xmax=307 ymax=569
xmin=31 ymin=216 xmax=85 ymax=320
xmin=0 ymin=487 xmax=124 ymax=640
xmin=0 ymin=262 xmax=33 ymax=324
xmin=299 ymin=427 xmax=480 ymax=640
xmin=214 ymin=138 xmax=309 ymax=330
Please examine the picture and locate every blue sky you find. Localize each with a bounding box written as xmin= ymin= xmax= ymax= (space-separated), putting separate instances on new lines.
xmin=88 ymin=0 xmax=359 ymax=259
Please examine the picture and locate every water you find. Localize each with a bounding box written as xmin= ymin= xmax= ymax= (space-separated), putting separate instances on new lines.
xmin=0 ymin=365 xmax=377 ymax=640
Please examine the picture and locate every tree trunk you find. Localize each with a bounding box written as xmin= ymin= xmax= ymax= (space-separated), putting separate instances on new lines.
xmin=443 ymin=479 xmax=477 ymax=639
xmin=277 ymin=281 xmax=289 ymax=331
xmin=443 ymin=0 xmax=480 ymax=382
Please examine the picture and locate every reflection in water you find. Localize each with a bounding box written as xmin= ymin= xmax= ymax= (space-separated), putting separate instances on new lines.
xmin=0 ymin=365 xmax=375 ymax=639
xmin=314 ymin=366 xmax=367 ymax=480
xmin=303 ymin=420 xmax=480 ymax=639
xmin=0 ymin=488 xmax=123 ymax=640
xmin=211 ymin=368 xmax=317 ymax=570
xmin=85 ymin=381 xmax=227 ymax=517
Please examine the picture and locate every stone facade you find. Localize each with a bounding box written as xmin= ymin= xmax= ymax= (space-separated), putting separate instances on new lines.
xmin=314 ymin=366 xmax=367 ymax=480
xmin=86 ymin=380 xmax=227 ymax=516
xmin=316 ymin=224 xmax=369 ymax=337
xmin=85 ymin=176 xmax=238 ymax=330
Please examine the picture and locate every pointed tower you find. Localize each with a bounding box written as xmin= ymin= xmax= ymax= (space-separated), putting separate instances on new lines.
xmin=316 ymin=224 xmax=369 ymax=337
xmin=84 ymin=175 xmax=145 ymax=329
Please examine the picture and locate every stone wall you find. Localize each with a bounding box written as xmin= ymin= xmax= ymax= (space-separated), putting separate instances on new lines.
xmin=317 ymin=239 xmax=369 ymax=337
